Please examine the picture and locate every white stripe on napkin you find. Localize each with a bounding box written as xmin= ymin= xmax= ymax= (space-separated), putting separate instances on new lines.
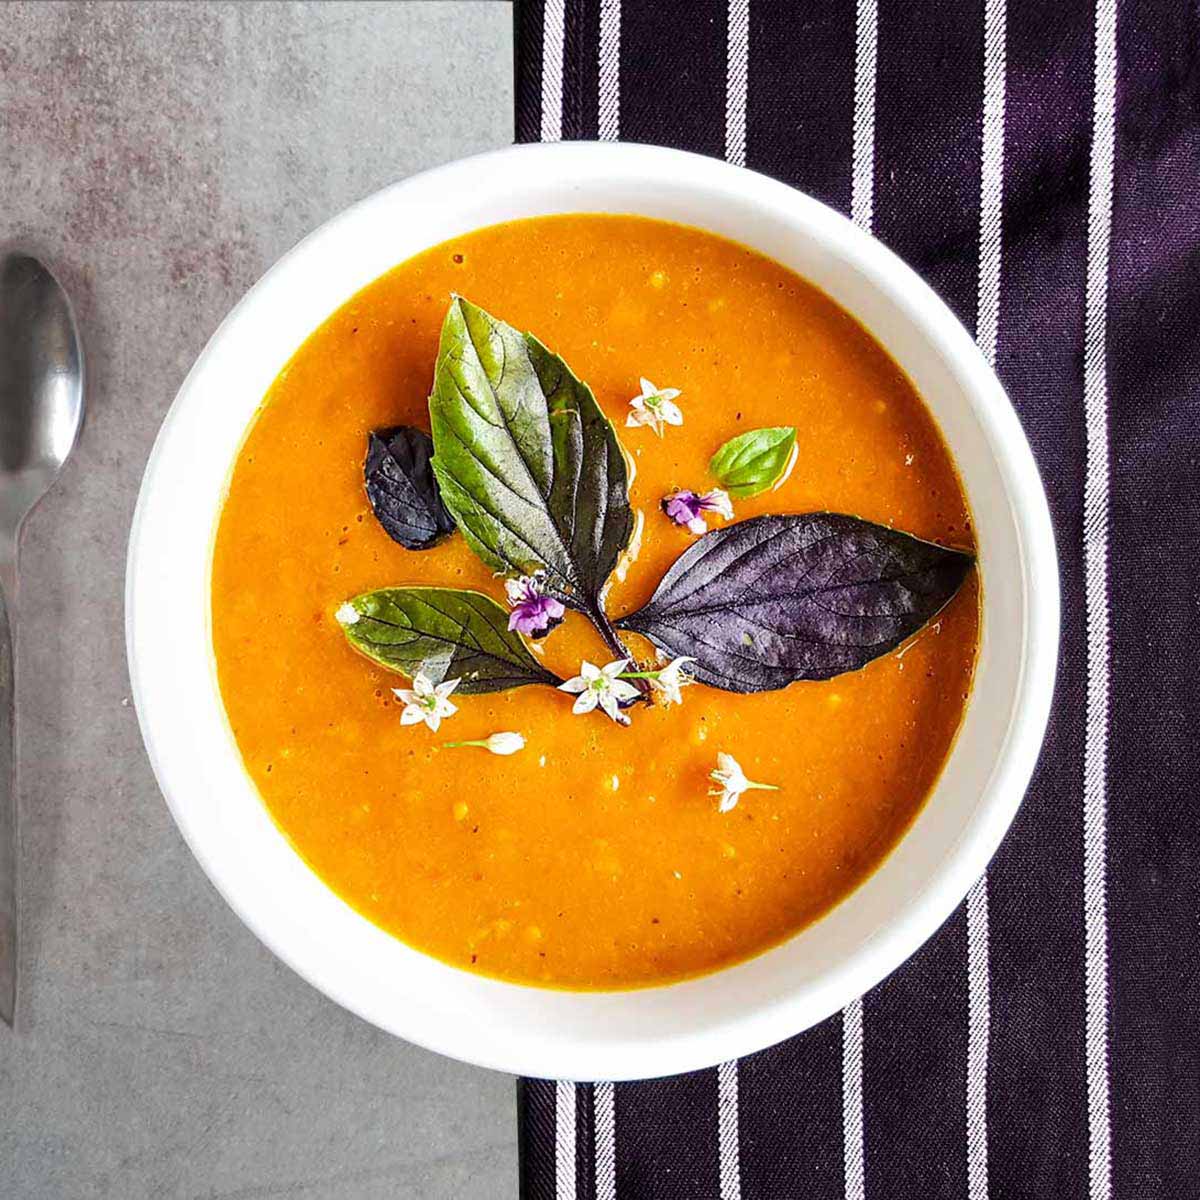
xmin=966 ymin=877 xmax=992 ymax=1200
xmin=850 ymin=0 xmax=877 ymax=230
xmin=843 ymin=999 xmax=866 ymax=1200
xmin=976 ymin=0 xmax=1007 ymax=368
xmin=598 ymin=0 xmax=621 ymax=141
xmin=595 ymin=1081 xmax=616 ymax=1200
xmin=555 ymin=1079 xmax=577 ymax=1200
xmin=725 ymin=0 xmax=749 ymax=167
xmin=717 ymin=1059 xmax=742 ymax=1200
xmin=1084 ymin=0 xmax=1117 ymax=1196
xmin=540 ymin=0 xmax=566 ymax=143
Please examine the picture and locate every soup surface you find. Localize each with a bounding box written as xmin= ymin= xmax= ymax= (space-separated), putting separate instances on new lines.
xmin=212 ymin=214 xmax=978 ymax=989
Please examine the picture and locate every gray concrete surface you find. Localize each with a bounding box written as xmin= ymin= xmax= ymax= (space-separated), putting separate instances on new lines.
xmin=0 ymin=3 xmax=517 ymax=1196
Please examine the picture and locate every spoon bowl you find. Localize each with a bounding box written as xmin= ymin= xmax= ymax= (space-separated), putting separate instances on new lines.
xmin=0 ymin=250 xmax=85 ymax=1024
xmin=0 ymin=254 xmax=84 ymax=535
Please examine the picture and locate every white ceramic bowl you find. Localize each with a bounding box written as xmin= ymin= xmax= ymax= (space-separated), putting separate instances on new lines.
xmin=126 ymin=142 xmax=1058 ymax=1081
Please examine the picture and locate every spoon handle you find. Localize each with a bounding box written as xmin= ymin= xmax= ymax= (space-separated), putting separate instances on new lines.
xmin=0 ymin=553 xmax=15 ymax=1026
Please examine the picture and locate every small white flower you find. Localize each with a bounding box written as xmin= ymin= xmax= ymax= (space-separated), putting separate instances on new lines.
xmin=650 ymin=656 xmax=696 ymax=707
xmin=708 ymin=752 xmax=778 ymax=813
xmin=443 ymin=731 xmax=526 ymax=755
xmin=626 ymin=377 xmax=684 ymax=436
xmin=558 ymin=658 xmax=641 ymax=725
xmin=393 ymin=671 xmax=460 ymax=732
xmin=335 ymin=602 xmax=360 ymax=626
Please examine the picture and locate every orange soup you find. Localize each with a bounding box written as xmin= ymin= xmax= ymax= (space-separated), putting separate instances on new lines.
xmin=211 ymin=215 xmax=978 ymax=989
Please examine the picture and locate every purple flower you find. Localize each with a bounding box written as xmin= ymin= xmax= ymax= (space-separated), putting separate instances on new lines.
xmin=661 ymin=488 xmax=734 ymax=535
xmin=504 ymin=575 xmax=565 ymax=637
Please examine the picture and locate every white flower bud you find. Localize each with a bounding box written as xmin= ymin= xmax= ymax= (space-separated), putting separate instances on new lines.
xmin=484 ymin=731 xmax=526 ymax=756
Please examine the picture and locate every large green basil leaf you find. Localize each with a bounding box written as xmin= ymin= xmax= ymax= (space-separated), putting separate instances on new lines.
xmin=617 ymin=513 xmax=973 ymax=692
xmin=338 ymin=587 xmax=559 ymax=693
xmin=709 ymin=426 xmax=796 ymax=498
xmin=428 ymin=297 xmax=633 ymax=622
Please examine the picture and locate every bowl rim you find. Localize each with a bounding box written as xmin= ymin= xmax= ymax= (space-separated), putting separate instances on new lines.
xmin=126 ymin=140 xmax=1059 ymax=1080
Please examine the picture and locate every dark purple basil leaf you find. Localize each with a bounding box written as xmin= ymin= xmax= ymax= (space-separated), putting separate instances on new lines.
xmin=363 ymin=426 xmax=455 ymax=550
xmin=616 ymin=513 xmax=974 ymax=693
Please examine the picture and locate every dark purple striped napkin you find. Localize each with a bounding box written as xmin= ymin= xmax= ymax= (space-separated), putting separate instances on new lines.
xmin=512 ymin=2 xmax=1198 ymax=1197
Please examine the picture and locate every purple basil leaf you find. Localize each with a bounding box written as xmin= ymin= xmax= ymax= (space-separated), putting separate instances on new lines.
xmin=616 ymin=513 xmax=974 ymax=693
xmin=363 ymin=426 xmax=455 ymax=550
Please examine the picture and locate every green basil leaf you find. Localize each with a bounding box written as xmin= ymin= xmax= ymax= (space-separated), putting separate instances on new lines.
xmin=617 ymin=513 xmax=973 ymax=692
xmin=428 ymin=297 xmax=633 ymax=621
xmin=709 ymin=426 xmax=797 ymax=498
xmin=339 ymin=587 xmax=559 ymax=693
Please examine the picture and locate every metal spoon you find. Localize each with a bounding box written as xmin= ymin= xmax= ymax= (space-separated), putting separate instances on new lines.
xmin=0 ymin=252 xmax=85 ymax=1026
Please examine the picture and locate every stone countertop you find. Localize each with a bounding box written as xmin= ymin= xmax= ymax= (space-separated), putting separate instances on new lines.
xmin=0 ymin=3 xmax=516 ymax=1196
